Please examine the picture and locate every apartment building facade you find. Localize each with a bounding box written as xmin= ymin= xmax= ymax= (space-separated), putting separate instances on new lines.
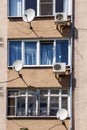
xmin=0 ymin=0 xmax=74 ymax=130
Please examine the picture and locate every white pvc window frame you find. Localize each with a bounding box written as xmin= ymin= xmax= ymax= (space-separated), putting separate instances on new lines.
xmin=8 ymin=39 xmax=71 ymax=67
xmin=8 ymin=0 xmax=71 ymax=17
xmin=7 ymin=88 xmax=70 ymax=118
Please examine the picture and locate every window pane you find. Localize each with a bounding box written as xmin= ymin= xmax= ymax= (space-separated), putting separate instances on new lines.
xmin=25 ymin=0 xmax=37 ymax=15
xmin=8 ymin=98 xmax=15 ymax=106
xmin=51 ymin=89 xmax=59 ymax=94
xmin=41 ymin=0 xmax=52 ymax=2
xmin=17 ymin=97 xmax=25 ymax=116
xmin=62 ymin=89 xmax=68 ymax=94
xmin=61 ymin=97 xmax=68 ymax=109
xmin=28 ymin=97 xmax=36 ymax=116
xmin=8 ymin=107 xmax=15 ymax=116
xmin=8 ymin=98 xmax=15 ymax=115
xmin=40 ymin=0 xmax=53 ymax=15
xmin=20 ymin=89 xmax=26 ymax=95
xmin=8 ymin=90 xmax=18 ymax=96
xmin=40 ymin=41 xmax=53 ymax=65
xmin=25 ymin=42 xmax=37 ymax=65
xmin=40 ymin=89 xmax=48 ymax=95
xmin=28 ymin=89 xmax=36 ymax=95
xmin=9 ymin=0 xmax=22 ymax=16
xmin=9 ymin=41 xmax=21 ymax=66
xmin=40 ymin=96 xmax=47 ymax=116
xmin=50 ymin=97 xmax=59 ymax=115
xmin=56 ymin=40 xmax=68 ymax=64
xmin=56 ymin=0 xmax=63 ymax=12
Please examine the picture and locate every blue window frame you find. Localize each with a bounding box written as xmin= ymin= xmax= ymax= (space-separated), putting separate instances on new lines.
xmin=8 ymin=0 xmax=68 ymax=17
xmin=8 ymin=39 xmax=69 ymax=66
xmin=9 ymin=41 xmax=22 ymax=66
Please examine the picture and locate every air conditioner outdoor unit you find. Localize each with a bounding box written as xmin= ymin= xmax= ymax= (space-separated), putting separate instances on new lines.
xmin=54 ymin=12 xmax=67 ymax=22
xmin=53 ymin=63 xmax=66 ymax=73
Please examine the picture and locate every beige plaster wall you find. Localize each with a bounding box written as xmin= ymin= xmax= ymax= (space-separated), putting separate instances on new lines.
xmin=7 ymin=68 xmax=70 ymax=88
xmin=74 ymin=0 xmax=87 ymax=130
xmin=6 ymin=119 xmax=70 ymax=130
xmin=0 ymin=0 xmax=7 ymax=130
xmin=8 ymin=18 xmax=70 ymax=39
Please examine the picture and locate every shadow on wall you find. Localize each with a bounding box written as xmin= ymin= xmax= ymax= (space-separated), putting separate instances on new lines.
xmin=48 ymin=121 xmax=69 ymax=130
xmin=55 ymin=74 xmax=70 ymax=88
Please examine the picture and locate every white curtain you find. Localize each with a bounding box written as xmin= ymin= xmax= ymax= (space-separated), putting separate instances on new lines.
xmin=25 ymin=42 xmax=36 ymax=65
xmin=63 ymin=0 xmax=68 ymax=13
xmin=40 ymin=43 xmax=53 ymax=65
xmin=9 ymin=0 xmax=22 ymax=16
xmin=9 ymin=41 xmax=21 ymax=66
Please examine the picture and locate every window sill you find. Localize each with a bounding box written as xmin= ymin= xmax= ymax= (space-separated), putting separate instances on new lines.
xmin=7 ymin=115 xmax=70 ymax=119
xmin=7 ymin=15 xmax=54 ymax=21
xmin=8 ymin=65 xmax=53 ymax=68
xmin=8 ymin=65 xmax=70 ymax=69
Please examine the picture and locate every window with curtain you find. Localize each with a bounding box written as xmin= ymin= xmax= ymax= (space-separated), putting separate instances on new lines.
xmin=24 ymin=41 xmax=37 ymax=65
xmin=8 ymin=0 xmax=68 ymax=17
xmin=7 ymin=88 xmax=70 ymax=117
xmin=9 ymin=41 xmax=22 ymax=66
xmin=8 ymin=39 xmax=69 ymax=66
xmin=40 ymin=41 xmax=53 ymax=65
xmin=9 ymin=0 xmax=23 ymax=16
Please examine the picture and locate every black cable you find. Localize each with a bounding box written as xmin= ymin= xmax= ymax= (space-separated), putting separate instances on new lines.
xmin=0 ymin=76 xmax=20 ymax=83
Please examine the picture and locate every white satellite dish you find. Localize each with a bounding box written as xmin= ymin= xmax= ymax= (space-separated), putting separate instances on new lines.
xmin=56 ymin=109 xmax=68 ymax=120
xmin=23 ymin=8 xmax=35 ymax=23
xmin=12 ymin=60 xmax=23 ymax=72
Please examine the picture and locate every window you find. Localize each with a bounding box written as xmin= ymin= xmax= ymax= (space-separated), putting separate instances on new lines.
xmin=25 ymin=41 xmax=37 ymax=65
xmin=40 ymin=41 xmax=53 ymax=65
xmin=9 ymin=0 xmax=23 ymax=16
xmin=8 ymin=39 xmax=70 ymax=66
xmin=9 ymin=41 xmax=22 ymax=66
xmin=25 ymin=0 xmax=37 ymax=15
xmin=56 ymin=40 xmax=68 ymax=64
xmin=8 ymin=0 xmax=68 ymax=17
xmin=40 ymin=0 xmax=53 ymax=15
xmin=7 ymin=88 xmax=70 ymax=117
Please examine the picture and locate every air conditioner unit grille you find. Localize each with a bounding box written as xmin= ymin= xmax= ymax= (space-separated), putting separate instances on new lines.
xmin=54 ymin=64 xmax=61 ymax=70
xmin=53 ymin=63 xmax=66 ymax=73
xmin=54 ymin=12 xmax=67 ymax=22
xmin=56 ymin=14 xmax=63 ymax=21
